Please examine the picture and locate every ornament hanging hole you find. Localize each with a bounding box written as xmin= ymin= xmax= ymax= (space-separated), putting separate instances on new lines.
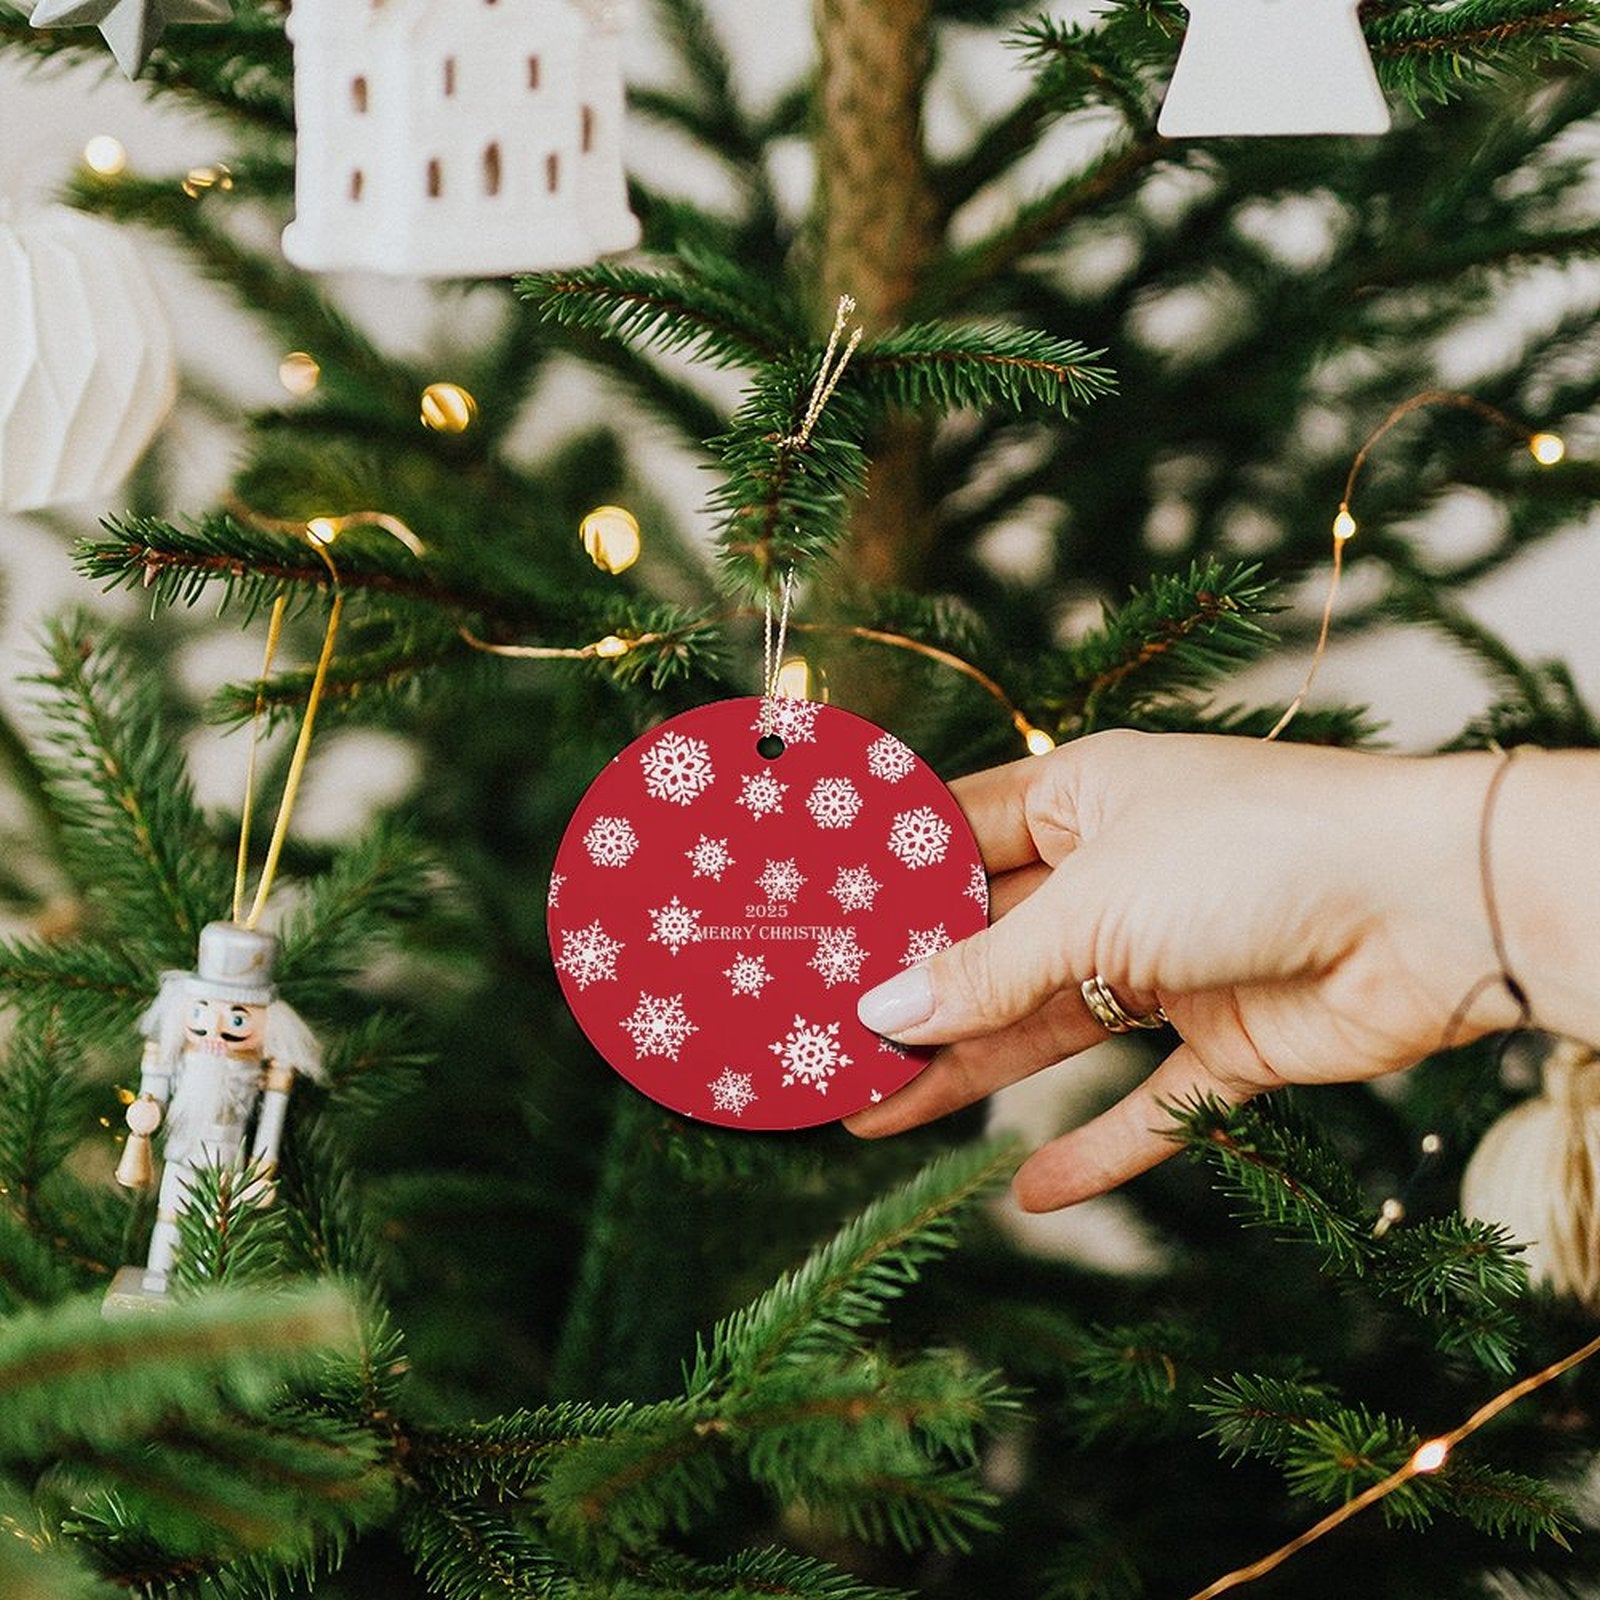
xmin=756 ymin=734 xmax=786 ymax=761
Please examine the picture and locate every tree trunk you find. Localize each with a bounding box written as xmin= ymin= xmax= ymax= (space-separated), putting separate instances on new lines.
xmin=815 ymin=0 xmax=939 ymax=589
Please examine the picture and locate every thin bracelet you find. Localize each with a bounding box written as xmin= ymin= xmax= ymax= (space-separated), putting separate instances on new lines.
xmin=1440 ymin=746 xmax=1534 ymax=1051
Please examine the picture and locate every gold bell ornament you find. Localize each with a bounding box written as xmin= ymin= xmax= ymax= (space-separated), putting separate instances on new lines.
xmin=114 ymin=1079 xmax=163 ymax=1190
xmin=1461 ymin=1039 xmax=1600 ymax=1309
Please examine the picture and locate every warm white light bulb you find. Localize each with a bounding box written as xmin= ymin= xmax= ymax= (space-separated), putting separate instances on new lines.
xmin=1333 ymin=508 xmax=1358 ymax=541
xmin=279 ymin=351 xmax=321 ymax=397
xmin=595 ymin=634 xmax=630 ymax=659
xmin=82 ymin=135 xmax=127 ymax=176
xmin=580 ymin=505 xmax=642 ymax=574
xmin=1024 ymin=725 xmax=1056 ymax=756
xmin=775 ymin=656 xmax=812 ymax=702
xmin=306 ymin=517 xmax=338 ymax=547
xmin=1529 ymin=432 xmax=1566 ymax=467
xmin=1411 ymin=1439 xmax=1450 ymax=1474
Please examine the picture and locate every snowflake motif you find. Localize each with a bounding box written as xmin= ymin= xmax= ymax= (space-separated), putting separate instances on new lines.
xmin=809 ymin=927 xmax=868 ymax=988
xmin=806 ymin=777 xmax=863 ymax=831
xmin=725 ymin=952 xmax=772 ymax=998
xmin=752 ymin=695 xmax=819 ymax=746
xmin=866 ymin=733 xmax=917 ymax=784
xmin=555 ymin=920 xmax=624 ymax=990
xmin=770 ymin=1015 xmax=853 ymax=1094
xmin=737 ymin=770 xmax=788 ymax=819
xmin=888 ymin=806 xmax=953 ymax=870
xmin=757 ymin=858 xmax=807 ymax=905
xmin=965 ymin=862 xmax=990 ymax=914
xmin=877 ymin=1037 xmax=910 ymax=1058
xmin=901 ymin=924 xmax=952 ymax=968
xmin=620 ymin=992 xmax=698 ymax=1061
xmin=869 ymin=1088 xmax=884 ymax=1103
xmin=686 ymin=834 xmax=735 ymax=881
xmin=583 ymin=815 xmax=638 ymax=868
xmin=709 ymin=1067 xmax=758 ymax=1118
xmin=648 ymin=896 xmax=704 ymax=956
xmin=547 ymin=872 xmax=565 ymax=909
xmin=640 ymin=731 xmax=715 ymax=806
xmin=830 ymin=864 xmax=881 ymax=913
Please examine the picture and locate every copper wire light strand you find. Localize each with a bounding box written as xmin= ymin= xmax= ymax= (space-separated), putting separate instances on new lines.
xmin=1187 ymin=1328 xmax=1600 ymax=1600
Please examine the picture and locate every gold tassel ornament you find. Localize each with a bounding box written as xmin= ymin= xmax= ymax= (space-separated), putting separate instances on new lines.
xmin=1461 ymin=1039 xmax=1600 ymax=1309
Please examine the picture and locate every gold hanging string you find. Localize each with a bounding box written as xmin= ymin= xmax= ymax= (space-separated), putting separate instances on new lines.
xmin=232 ymin=594 xmax=289 ymax=923
xmin=243 ymin=591 xmax=344 ymax=930
xmin=223 ymin=503 xmax=434 ymax=928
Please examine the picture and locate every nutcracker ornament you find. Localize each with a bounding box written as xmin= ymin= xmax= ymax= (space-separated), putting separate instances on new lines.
xmin=108 ymin=921 xmax=324 ymax=1305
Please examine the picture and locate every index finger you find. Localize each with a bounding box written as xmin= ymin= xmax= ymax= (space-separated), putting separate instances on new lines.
xmin=949 ymin=753 xmax=1063 ymax=875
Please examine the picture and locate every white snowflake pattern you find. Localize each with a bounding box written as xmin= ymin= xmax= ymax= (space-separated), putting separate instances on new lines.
xmin=738 ymin=771 xmax=788 ymax=819
xmin=725 ymin=952 xmax=772 ymax=998
xmin=547 ymin=872 xmax=565 ymax=909
xmin=806 ymin=777 xmax=863 ymax=831
xmin=686 ymin=834 xmax=735 ymax=881
xmin=752 ymin=695 xmax=819 ymax=746
xmin=809 ymin=927 xmax=868 ymax=988
xmin=965 ymin=862 xmax=990 ymax=913
xmin=648 ymin=896 xmax=704 ymax=956
xmin=620 ymin=992 xmax=698 ymax=1060
xmin=583 ymin=815 xmax=638 ymax=868
xmin=640 ymin=731 xmax=715 ymax=806
xmin=770 ymin=1015 xmax=853 ymax=1094
xmin=866 ymin=733 xmax=917 ymax=783
xmin=709 ymin=1067 xmax=758 ymax=1118
xmin=877 ymin=1037 xmax=910 ymax=1058
xmin=829 ymin=865 xmax=881 ymax=913
xmin=555 ymin=920 xmax=624 ymax=990
xmin=869 ymin=1088 xmax=884 ymax=1102
xmin=901 ymin=924 xmax=952 ymax=968
xmin=757 ymin=858 xmax=807 ymax=905
xmin=888 ymin=806 xmax=952 ymax=869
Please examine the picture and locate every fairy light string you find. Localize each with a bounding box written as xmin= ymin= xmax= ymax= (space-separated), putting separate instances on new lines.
xmin=1266 ymin=390 xmax=1565 ymax=742
xmin=1188 ymin=1326 xmax=1600 ymax=1600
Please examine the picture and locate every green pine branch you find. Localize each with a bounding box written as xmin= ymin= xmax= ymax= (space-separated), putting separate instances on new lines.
xmin=520 ymin=258 xmax=798 ymax=371
xmin=0 ymin=1284 xmax=358 ymax=1459
xmin=852 ymin=324 xmax=1116 ymax=419
xmin=1198 ymin=1372 xmax=1577 ymax=1548
xmin=1030 ymin=560 xmax=1280 ymax=738
xmin=28 ymin=619 xmax=227 ymax=957
xmin=694 ymin=1140 xmax=1019 ymax=1385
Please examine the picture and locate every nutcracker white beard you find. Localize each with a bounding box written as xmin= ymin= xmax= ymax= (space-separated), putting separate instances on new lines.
xmin=163 ymin=1052 xmax=266 ymax=1165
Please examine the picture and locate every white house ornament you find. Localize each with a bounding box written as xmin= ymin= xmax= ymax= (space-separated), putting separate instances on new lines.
xmin=1157 ymin=0 xmax=1391 ymax=138
xmin=107 ymin=922 xmax=325 ymax=1306
xmin=1460 ymin=1040 xmax=1600 ymax=1311
xmin=0 ymin=203 xmax=177 ymax=513
xmin=549 ymin=696 xmax=989 ymax=1130
xmin=282 ymin=0 xmax=642 ymax=277
xmin=28 ymin=0 xmax=230 ymax=78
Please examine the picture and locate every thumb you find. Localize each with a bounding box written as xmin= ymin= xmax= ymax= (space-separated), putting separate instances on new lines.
xmin=856 ymin=860 xmax=1099 ymax=1044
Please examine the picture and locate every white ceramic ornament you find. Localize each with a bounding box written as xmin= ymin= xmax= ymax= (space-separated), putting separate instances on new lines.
xmin=1158 ymin=0 xmax=1391 ymax=138
xmin=282 ymin=0 xmax=642 ymax=277
xmin=1461 ymin=1040 xmax=1600 ymax=1310
xmin=0 ymin=202 xmax=178 ymax=514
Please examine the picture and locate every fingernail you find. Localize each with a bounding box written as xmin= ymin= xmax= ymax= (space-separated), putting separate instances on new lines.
xmin=857 ymin=966 xmax=934 ymax=1036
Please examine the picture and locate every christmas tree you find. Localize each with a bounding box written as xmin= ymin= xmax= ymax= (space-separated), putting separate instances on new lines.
xmin=0 ymin=3 xmax=1598 ymax=1597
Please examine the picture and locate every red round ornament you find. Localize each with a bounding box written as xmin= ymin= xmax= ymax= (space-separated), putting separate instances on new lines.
xmin=548 ymin=697 xmax=989 ymax=1129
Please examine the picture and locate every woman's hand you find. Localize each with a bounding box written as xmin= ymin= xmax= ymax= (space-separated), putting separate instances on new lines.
xmin=847 ymin=731 xmax=1525 ymax=1210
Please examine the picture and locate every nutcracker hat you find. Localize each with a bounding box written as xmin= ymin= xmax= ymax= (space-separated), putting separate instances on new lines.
xmin=182 ymin=921 xmax=280 ymax=1006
